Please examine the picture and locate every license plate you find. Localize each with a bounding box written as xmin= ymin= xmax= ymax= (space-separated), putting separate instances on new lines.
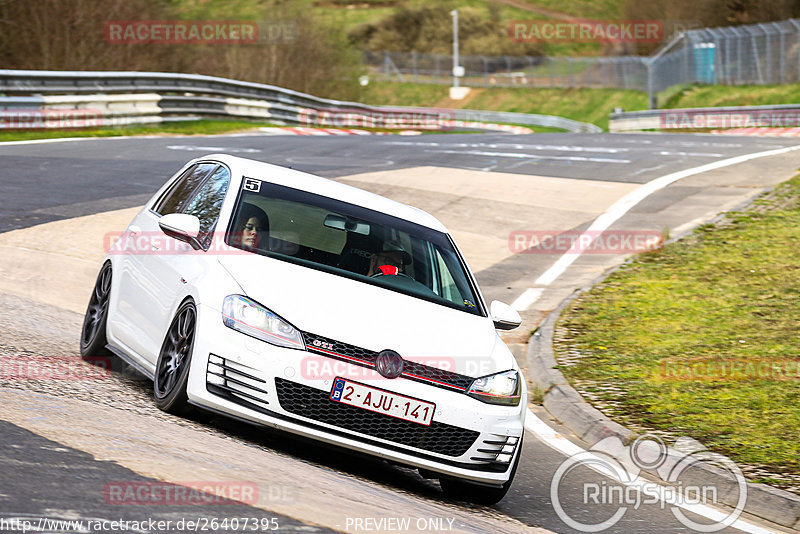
xmin=330 ymin=377 xmax=435 ymax=426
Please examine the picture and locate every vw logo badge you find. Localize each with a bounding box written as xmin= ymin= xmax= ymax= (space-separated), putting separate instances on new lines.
xmin=375 ymin=350 xmax=404 ymax=379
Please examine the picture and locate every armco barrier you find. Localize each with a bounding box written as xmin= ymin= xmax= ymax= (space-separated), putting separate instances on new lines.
xmin=610 ymin=104 xmax=800 ymax=132
xmin=0 ymin=69 xmax=600 ymax=133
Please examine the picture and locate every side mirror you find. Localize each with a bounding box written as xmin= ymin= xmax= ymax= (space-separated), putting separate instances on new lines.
xmin=159 ymin=213 xmax=202 ymax=250
xmin=490 ymin=300 xmax=522 ymax=330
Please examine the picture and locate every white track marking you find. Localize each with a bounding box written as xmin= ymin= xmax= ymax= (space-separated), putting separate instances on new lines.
xmin=524 ymin=410 xmax=776 ymax=534
xmin=657 ymin=150 xmax=725 ymax=157
xmin=388 ymin=141 xmax=629 ymax=153
xmin=427 ymin=149 xmax=631 ymax=164
xmin=514 ymin=144 xmax=800 ymax=310
xmin=511 ymin=288 xmax=543 ymax=311
xmin=166 ymin=145 xmax=261 ymax=153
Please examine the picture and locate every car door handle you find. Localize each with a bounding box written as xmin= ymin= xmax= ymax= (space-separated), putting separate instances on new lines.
xmin=128 ymin=225 xmax=141 ymax=235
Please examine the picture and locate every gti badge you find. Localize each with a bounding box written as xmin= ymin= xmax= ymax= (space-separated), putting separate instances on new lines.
xmin=375 ymin=350 xmax=404 ymax=379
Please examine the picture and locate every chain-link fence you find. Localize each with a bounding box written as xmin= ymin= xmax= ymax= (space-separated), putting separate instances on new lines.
xmin=365 ymin=50 xmax=649 ymax=91
xmin=366 ymin=18 xmax=800 ymax=107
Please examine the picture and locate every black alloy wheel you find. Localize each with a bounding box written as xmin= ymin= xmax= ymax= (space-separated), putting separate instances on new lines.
xmin=80 ymin=262 xmax=113 ymax=357
xmin=154 ymin=300 xmax=196 ymax=415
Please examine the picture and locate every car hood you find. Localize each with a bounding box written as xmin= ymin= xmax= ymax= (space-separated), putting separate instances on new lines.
xmin=218 ymin=255 xmax=511 ymax=377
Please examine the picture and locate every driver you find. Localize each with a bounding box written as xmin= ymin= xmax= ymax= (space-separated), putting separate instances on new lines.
xmin=368 ymin=240 xmax=412 ymax=276
xmin=232 ymin=203 xmax=269 ymax=250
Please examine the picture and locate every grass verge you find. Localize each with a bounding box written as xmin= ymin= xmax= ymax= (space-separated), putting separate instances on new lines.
xmin=553 ymin=175 xmax=800 ymax=492
xmin=360 ymin=82 xmax=648 ymax=130
xmin=0 ymin=119 xmax=504 ymax=142
xmin=0 ymin=120 xmax=287 ymax=143
xmin=360 ymin=80 xmax=800 ymax=131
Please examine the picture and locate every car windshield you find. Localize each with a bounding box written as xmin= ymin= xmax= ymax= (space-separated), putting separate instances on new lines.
xmin=226 ymin=180 xmax=483 ymax=316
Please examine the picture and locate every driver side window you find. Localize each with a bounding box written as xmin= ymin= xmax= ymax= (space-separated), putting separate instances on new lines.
xmin=180 ymin=165 xmax=231 ymax=249
xmin=153 ymin=163 xmax=217 ymax=216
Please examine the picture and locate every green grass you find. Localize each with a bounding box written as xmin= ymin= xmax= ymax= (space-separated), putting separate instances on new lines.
xmin=359 ymin=80 xmax=800 ymax=131
xmin=554 ymin=177 xmax=800 ymax=486
xmin=360 ymin=81 xmax=648 ymax=130
xmin=308 ymin=0 xmax=614 ymax=56
xmin=663 ymin=83 xmax=800 ymax=108
xmin=0 ymin=120 xmax=286 ymax=142
xmin=0 ymin=117 xmax=552 ymax=142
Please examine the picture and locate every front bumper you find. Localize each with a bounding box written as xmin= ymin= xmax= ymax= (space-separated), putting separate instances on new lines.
xmin=186 ymin=304 xmax=526 ymax=485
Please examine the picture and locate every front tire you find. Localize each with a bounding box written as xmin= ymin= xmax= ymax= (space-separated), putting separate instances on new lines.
xmin=440 ymin=438 xmax=522 ymax=505
xmin=154 ymin=300 xmax=196 ymax=415
xmin=80 ymin=262 xmax=113 ymax=358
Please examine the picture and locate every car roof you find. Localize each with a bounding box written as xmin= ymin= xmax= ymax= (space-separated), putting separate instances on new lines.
xmin=198 ymin=154 xmax=449 ymax=233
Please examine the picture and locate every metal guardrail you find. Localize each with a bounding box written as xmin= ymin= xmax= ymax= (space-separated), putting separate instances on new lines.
xmin=609 ymin=104 xmax=800 ymax=132
xmin=0 ymin=69 xmax=600 ymax=133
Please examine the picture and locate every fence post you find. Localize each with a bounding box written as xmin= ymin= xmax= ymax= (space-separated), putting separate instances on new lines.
xmin=776 ymin=23 xmax=786 ymax=83
xmin=734 ymin=27 xmax=743 ymax=83
xmin=790 ymin=19 xmax=800 ymax=82
xmin=412 ymin=51 xmax=418 ymax=83
xmin=759 ymin=24 xmax=772 ymax=83
xmin=723 ymin=32 xmax=731 ymax=84
xmin=744 ymin=26 xmax=764 ymax=84
xmin=567 ymin=57 xmax=573 ymax=87
xmin=528 ymin=56 xmax=535 ymax=87
xmin=647 ymin=59 xmax=656 ymax=109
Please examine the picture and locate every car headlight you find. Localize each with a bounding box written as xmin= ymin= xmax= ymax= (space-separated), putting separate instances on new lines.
xmin=222 ymin=295 xmax=305 ymax=350
xmin=467 ymin=370 xmax=521 ymax=405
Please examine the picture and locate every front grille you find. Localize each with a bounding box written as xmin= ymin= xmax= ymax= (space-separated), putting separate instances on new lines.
xmin=302 ymin=332 xmax=474 ymax=392
xmin=274 ymin=378 xmax=479 ymax=457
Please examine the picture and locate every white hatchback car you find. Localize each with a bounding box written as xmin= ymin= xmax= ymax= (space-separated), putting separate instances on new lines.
xmin=80 ymin=154 xmax=526 ymax=504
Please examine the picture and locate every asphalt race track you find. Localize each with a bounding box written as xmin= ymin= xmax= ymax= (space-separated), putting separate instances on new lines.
xmin=1 ymin=131 xmax=798 ymax=533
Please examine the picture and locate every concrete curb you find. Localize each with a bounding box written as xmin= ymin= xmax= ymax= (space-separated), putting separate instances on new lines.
xmin=527 ymin=278 xmax=800 ymax=531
